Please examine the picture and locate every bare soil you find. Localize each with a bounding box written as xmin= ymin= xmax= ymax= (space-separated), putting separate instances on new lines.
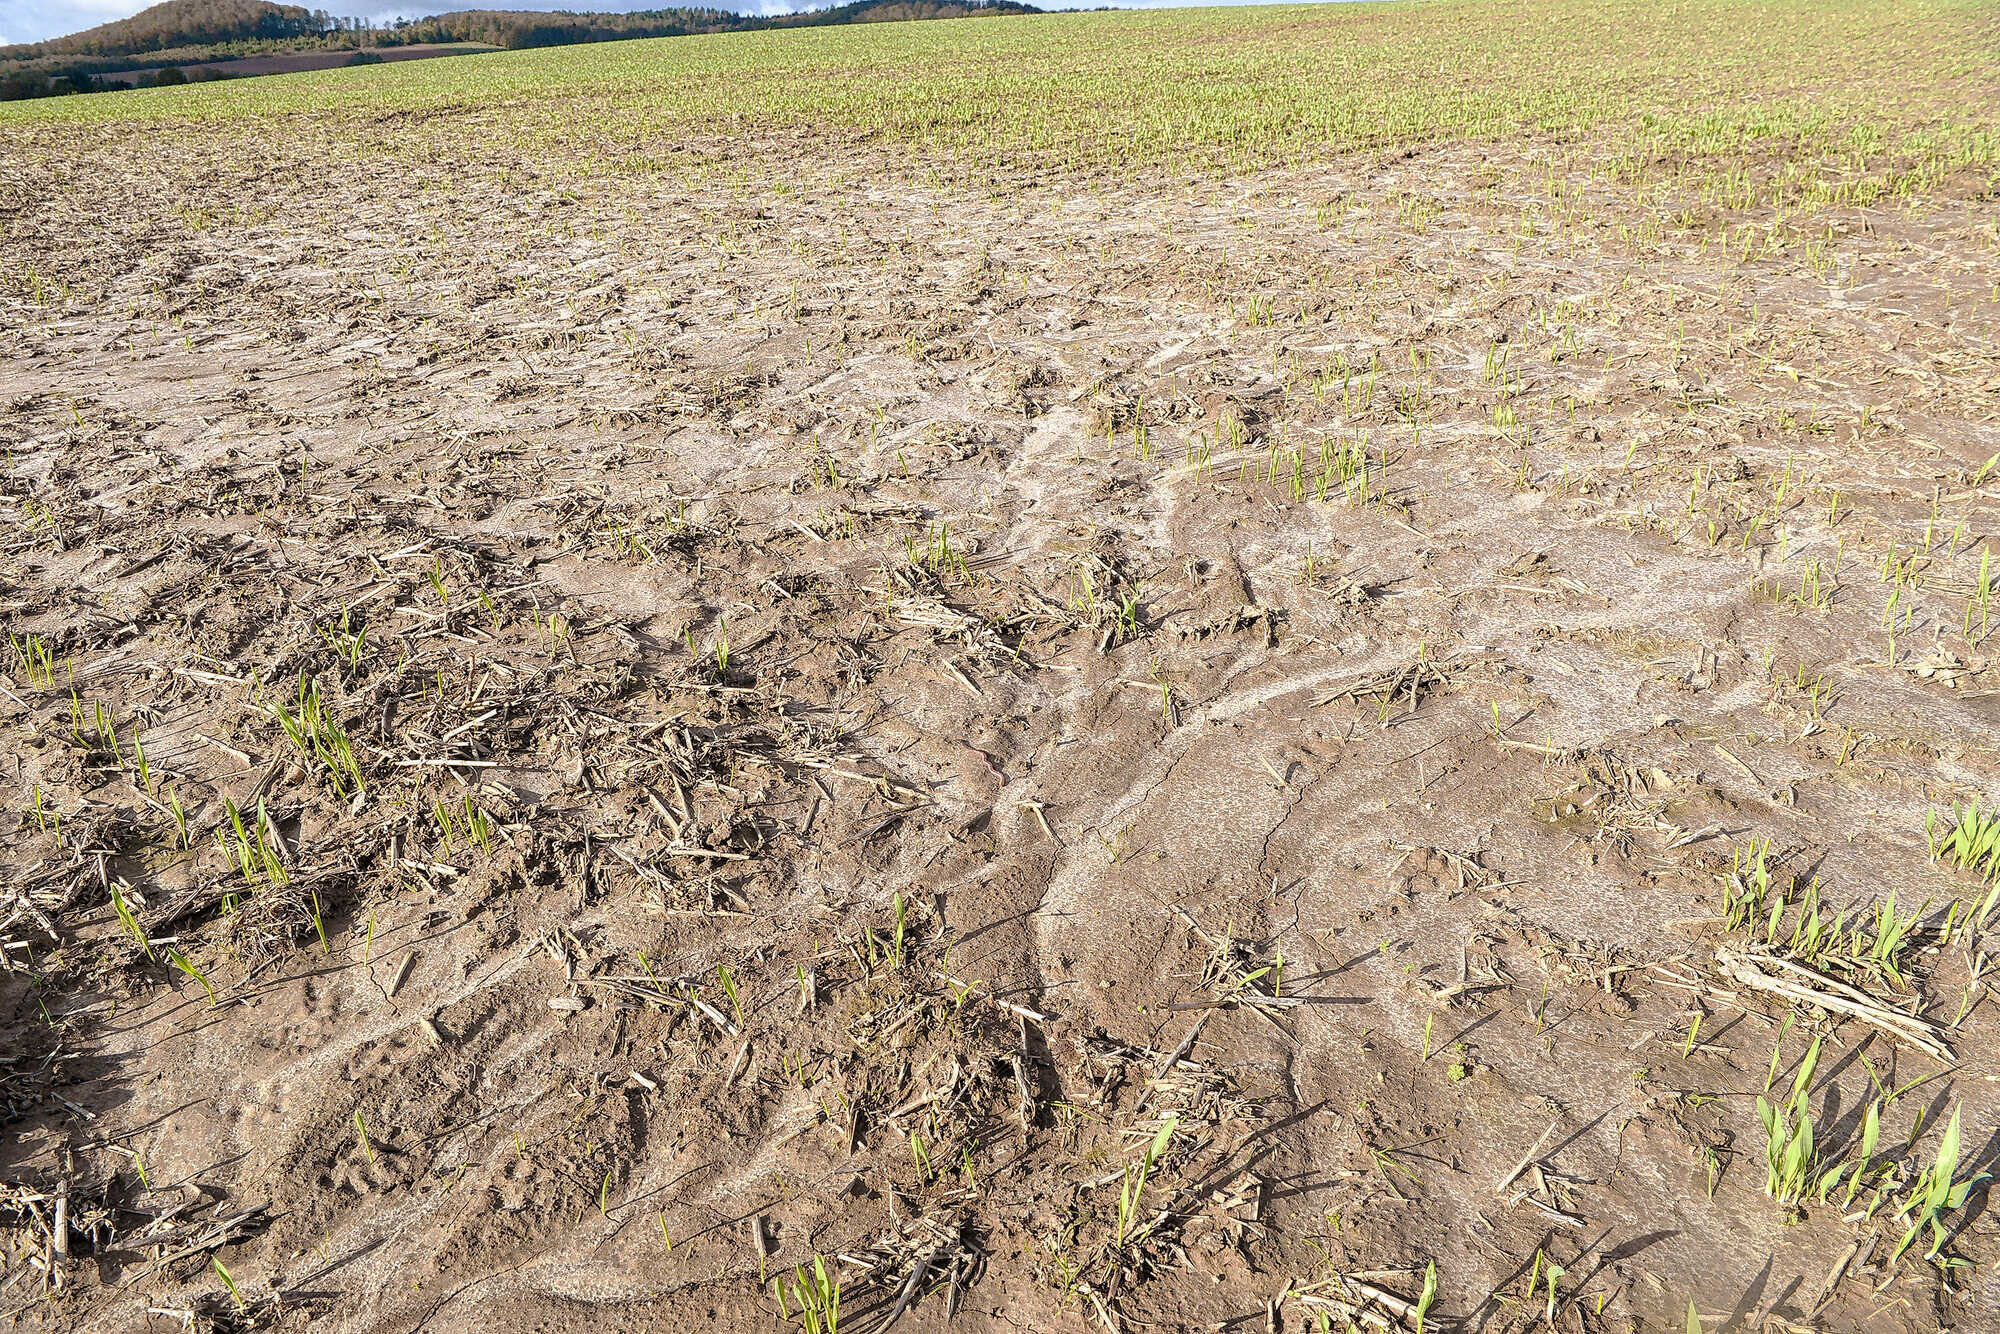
xmin=3 ymin=121 xmax=2000 ymax=1334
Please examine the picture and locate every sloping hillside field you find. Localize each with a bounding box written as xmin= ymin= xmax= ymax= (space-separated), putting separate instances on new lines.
xmin=4 ymin=2 xmax=2000 ymax=1330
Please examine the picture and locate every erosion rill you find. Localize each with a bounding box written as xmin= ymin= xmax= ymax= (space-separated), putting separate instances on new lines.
xmin=2 ymin=1 xmax=1999 ymax=1330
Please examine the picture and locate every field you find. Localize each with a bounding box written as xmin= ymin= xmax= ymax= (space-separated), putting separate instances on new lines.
xmin=3 ymin=0 xmax=2000 ymax=1330
xmin=87 ymin=46 xmax=499 ymax=89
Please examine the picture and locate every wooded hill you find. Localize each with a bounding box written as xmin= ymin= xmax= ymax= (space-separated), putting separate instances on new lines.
xmin=2 ymin=0 xmax=1042 ymax=99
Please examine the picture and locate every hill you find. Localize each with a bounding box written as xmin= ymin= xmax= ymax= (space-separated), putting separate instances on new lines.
xmin=1 ymin=0 xmax=1040 ymax=61
xmin=1 ymin=1 xmax=319 ymax=59
xmin=0 ymin=0 xmax=1041 ymax=98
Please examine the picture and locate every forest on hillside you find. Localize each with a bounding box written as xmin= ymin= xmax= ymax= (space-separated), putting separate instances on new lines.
xmin=1 ymin=0 xmax=1040 ymax=99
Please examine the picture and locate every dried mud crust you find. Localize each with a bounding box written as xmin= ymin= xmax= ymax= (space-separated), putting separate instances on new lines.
xmin=2 ymin=121 xmax=2000 ymax=1334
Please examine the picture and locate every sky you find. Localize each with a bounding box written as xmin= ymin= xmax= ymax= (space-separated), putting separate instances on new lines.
xmin=2 ymin=0 xmax=1310 ymax=46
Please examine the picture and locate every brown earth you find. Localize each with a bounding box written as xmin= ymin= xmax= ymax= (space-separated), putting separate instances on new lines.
xmin=3 ymin=118 xmax=2000 ymax=1334
xmin=90 ymin=46 xmax=499 ymax=88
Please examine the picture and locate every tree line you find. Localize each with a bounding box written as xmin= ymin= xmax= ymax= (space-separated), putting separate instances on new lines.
xmin=1 ymin=0 xmax=1041 ymax=100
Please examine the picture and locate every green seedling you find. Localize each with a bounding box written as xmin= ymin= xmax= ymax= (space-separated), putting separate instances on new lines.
xmin=1935 ymin=802 xmax=2000 ymax=884
xmin=1755 ymin=1032 xmax=1823 ymax=1208
xmin=214 ymin=1256 xmax=245 ymax=1310
xmin=219 ymin=797 xmax=287 ymax=887
xmin=320 ymin=603 xmax=368 ymax=672
xmin=1115 ymin=1116 xmax=1176 ymax=1247
xmin=1816 ymin=1097 xmax=1882 ymax=1208
xmin=773 ymin=1253 xmax=841 ymax=1334
xmin=8 ymin=632 xmax=56 ymax=688
xmin=1891 ymin=1104 xmax=1988 ymax=1266
xmin=270 ymin=673 xmax=363 ymax=796
xmin=111 ymin=881 xmax=152 ymax=959
xmin=167 ymin=947 xmax=216 ymax=1007
xmin=165 ymin=786 xmax=188 ymax=848
xmin=717 ymin=964 xmax=744 ymax=1027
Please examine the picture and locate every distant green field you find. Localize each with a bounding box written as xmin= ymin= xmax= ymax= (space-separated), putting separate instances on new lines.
xmin=5 ymin=0 xmax=1997 ymax=184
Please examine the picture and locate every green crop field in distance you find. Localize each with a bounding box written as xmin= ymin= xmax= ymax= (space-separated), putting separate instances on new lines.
xmin=4 ymin=0 xmax=1997 ymax=189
